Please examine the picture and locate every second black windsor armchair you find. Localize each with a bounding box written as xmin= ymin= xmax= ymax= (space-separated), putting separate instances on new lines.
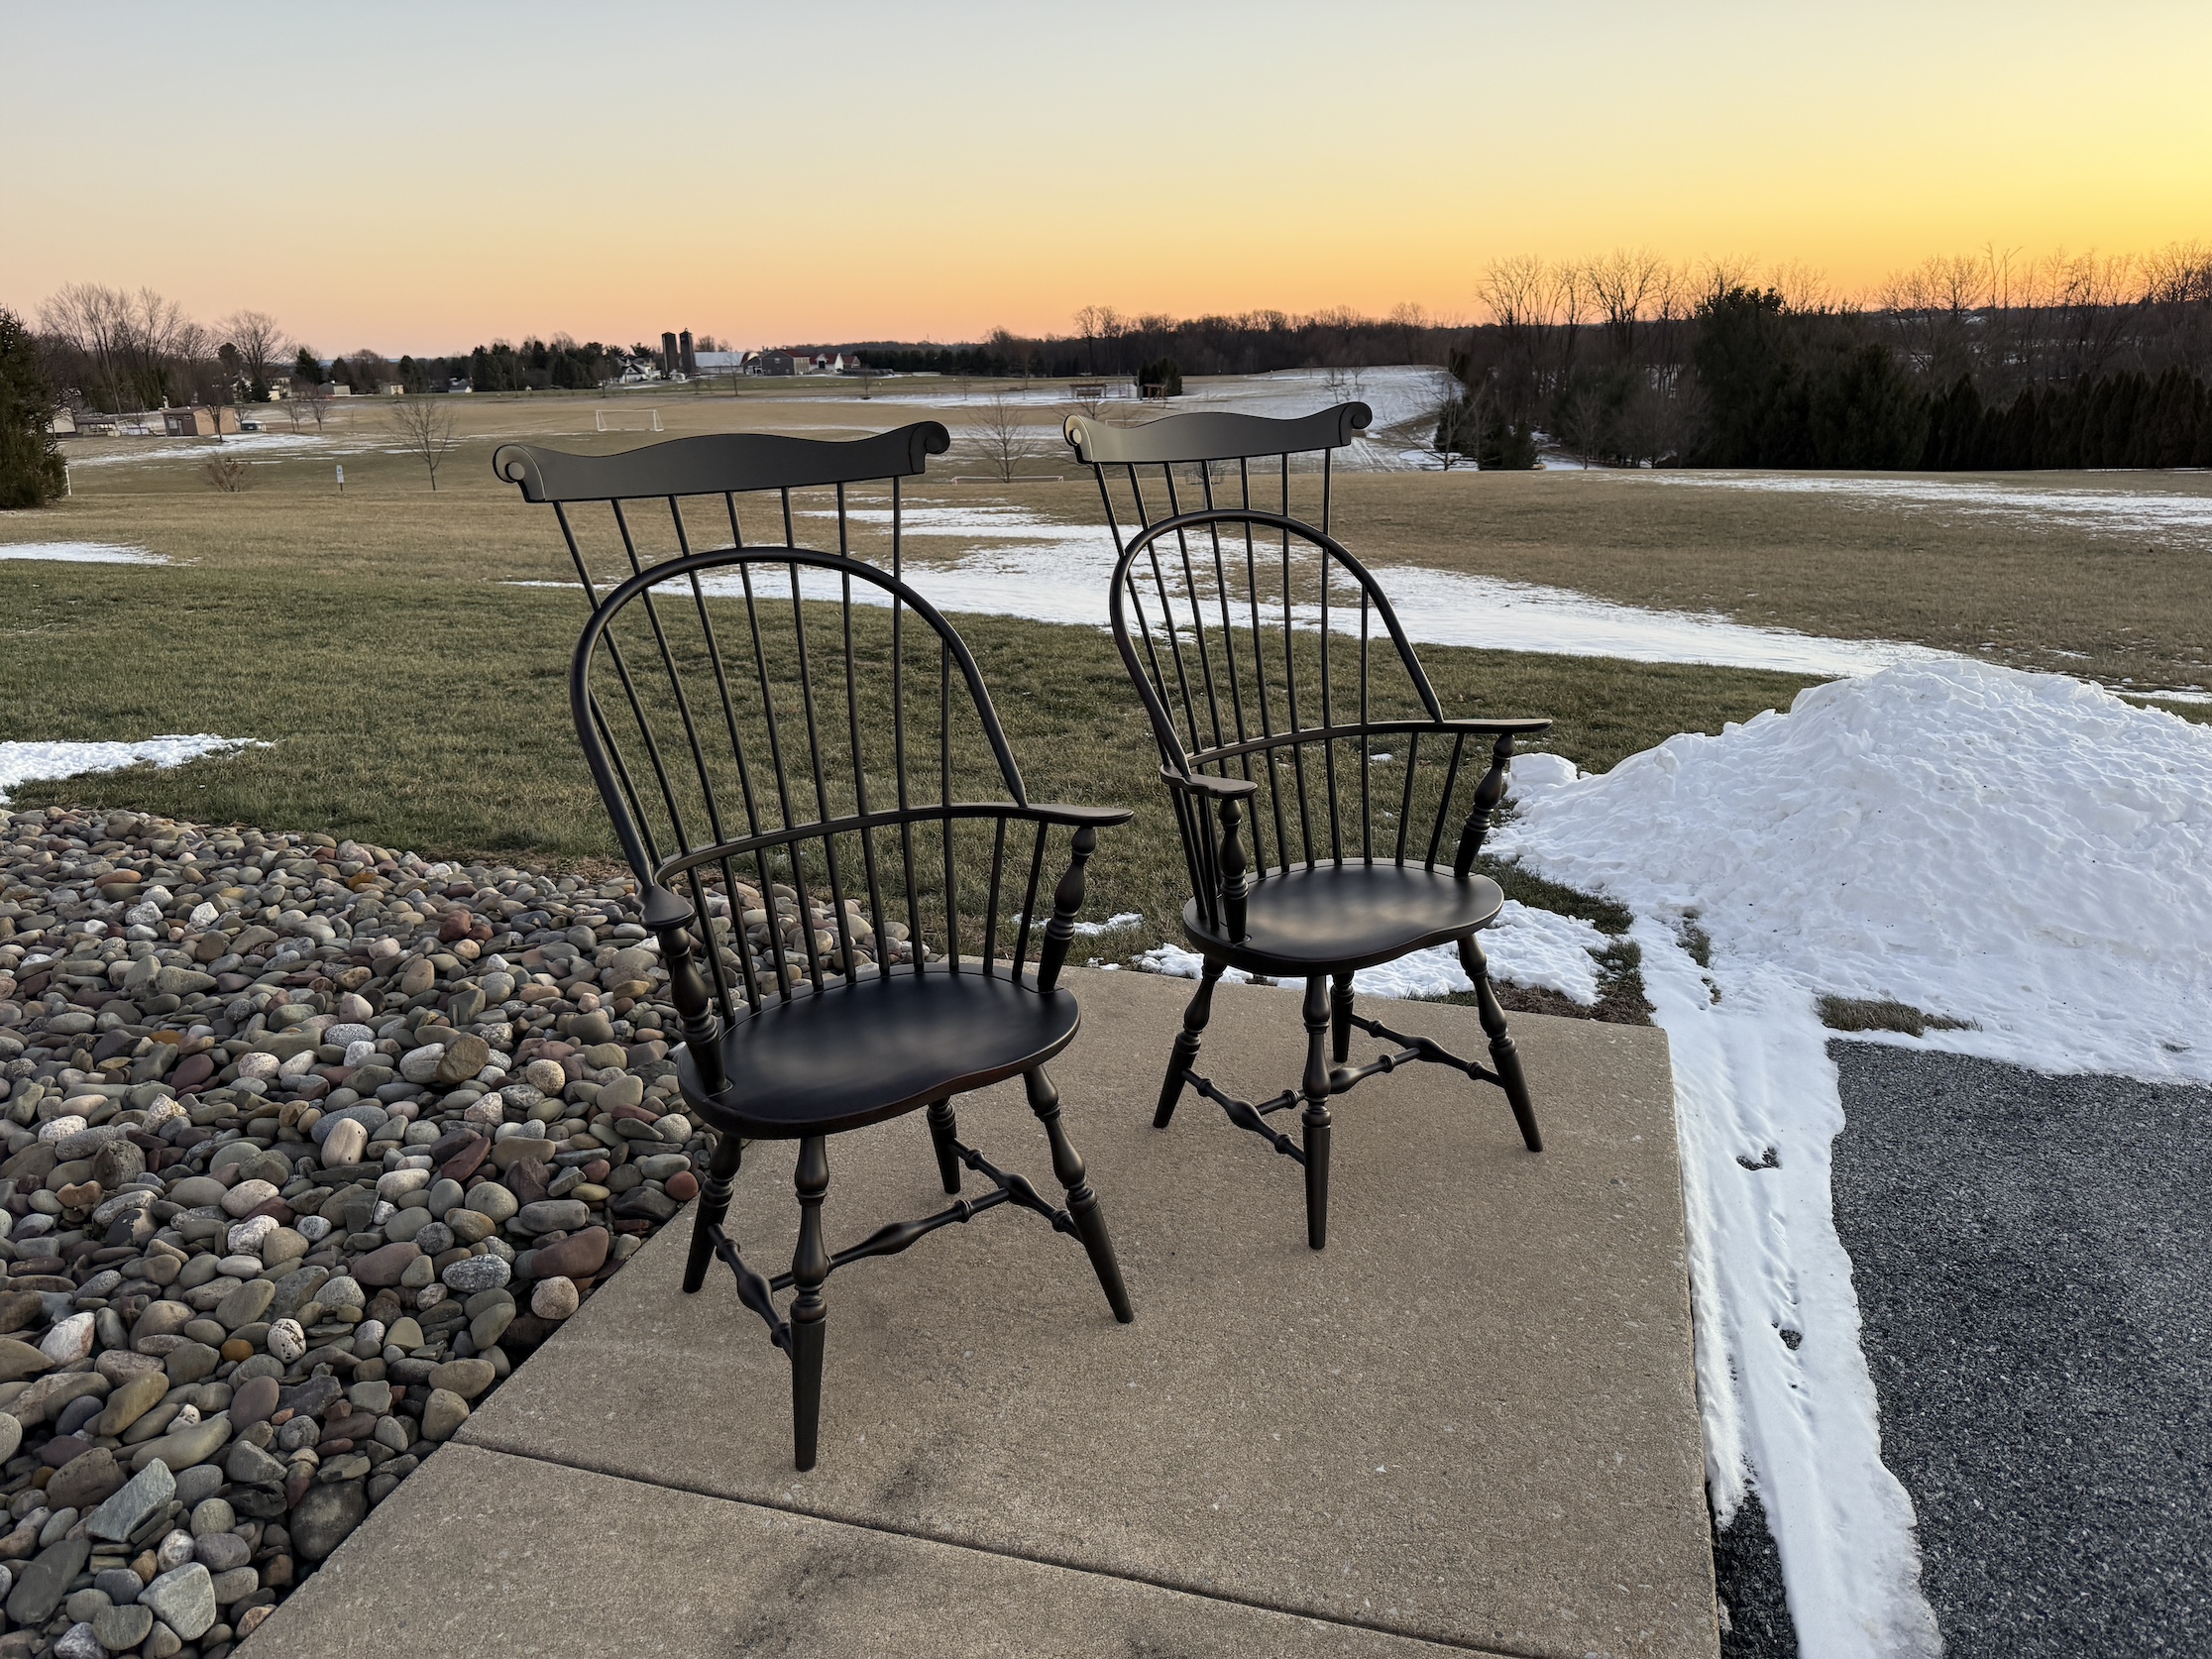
xmin=495 ymin=424 xmax=1134 ymax=1470
xmin=1064 ymin=400 xmax=1552 ymax=1250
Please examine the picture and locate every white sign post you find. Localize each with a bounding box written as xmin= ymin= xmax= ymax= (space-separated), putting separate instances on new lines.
xmin=335 ymin=464 xmax=345 ymax=495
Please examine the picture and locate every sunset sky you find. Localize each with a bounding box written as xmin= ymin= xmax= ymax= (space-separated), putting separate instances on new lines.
xmin=10 ymin=1 xmax=2210 ymax=354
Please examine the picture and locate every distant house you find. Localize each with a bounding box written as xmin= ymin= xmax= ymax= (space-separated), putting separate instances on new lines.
xmin=158 ymin=406 xmax=243 ymax=437
xmin=754 ymin=352 xmax=799 ymax=377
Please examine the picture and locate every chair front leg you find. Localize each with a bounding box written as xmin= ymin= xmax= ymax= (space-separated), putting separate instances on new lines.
xmin=1460 ymin=933 xmax=1541 ymax=1153
xmin=1300 ymin=975 xmax=1333 ymax=1251
xmin=1026 ymin=1067 xmax=1134 ymax=1323
xmin=682 ymin=1131 xmax=743 ymax=1294
xmin=788 ymin=1135 xmax=831 ymax=1471
xmin=1157 ymin=958 xmax=1225 ymax=1128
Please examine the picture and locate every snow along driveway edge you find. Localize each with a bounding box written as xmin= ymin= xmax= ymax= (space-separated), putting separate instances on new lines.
xmin=1638 ymin=922 xmax=1940 ymax=1657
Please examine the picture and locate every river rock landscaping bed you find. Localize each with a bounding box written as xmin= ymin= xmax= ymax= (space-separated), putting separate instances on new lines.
xmin=0 ymin=806 xmax=731 ymax=1657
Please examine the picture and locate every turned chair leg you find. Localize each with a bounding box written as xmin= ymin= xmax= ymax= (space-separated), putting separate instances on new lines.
xmin=788 ymin=1135 xmax=831 ymax=1471
xmin=682 ymin=1131 xmax=744 ymax=1294
xmin=1027 ymin=1067 xmax=1134 ymax=1323
xmin=925 ymin=1098 xmax=961 ymax=1195
xmin=1156 ymin=958 xmax=1226 ymax=1128
xmin=1300 ymin=975 xmax=1333 ymax=1251
xmin=1330 ymin=970 xmax=1355 ymax=1064
xmin=1461 ymin=934 xmax=1542 ymax=1153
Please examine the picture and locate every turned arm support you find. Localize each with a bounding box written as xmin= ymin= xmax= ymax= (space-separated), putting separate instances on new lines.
xmin=642 ymin=884 xmax=724 ymax=1093
xmin=1452 ymin=730 xmax=1518 ymax=879
xmin=1169 ymin=770 xmax=1260 ymax=942
xmin=1035 ymin=825 xmax=1100 ymax=995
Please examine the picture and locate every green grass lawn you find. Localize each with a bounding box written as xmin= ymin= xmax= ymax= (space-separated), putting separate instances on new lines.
xmin=0 ymin=557 xmax=1817 ymax=944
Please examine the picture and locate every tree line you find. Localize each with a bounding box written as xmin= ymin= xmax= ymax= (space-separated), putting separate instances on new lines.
xmin=798 ymin=303 xmax=1462 ymax=382
xmin=24 ymin=283 xmax=685 ymax=413
xmin=1442 ymin=244 xmax=2212 ymax=469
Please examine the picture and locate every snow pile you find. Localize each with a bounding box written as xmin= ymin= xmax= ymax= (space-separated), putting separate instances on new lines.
xmin=0 ymin=542 xmax=167 ymax=564
xmin=1498 ymin=659 xmax=2212 ymax=1078
xmin=1133 ymin=899 xmax=1608 ymax=1004
xmin=1493 ymin=659 xmax=2212 ymax=1657
xmin=0 ymin=736 xmax=262 ymax=804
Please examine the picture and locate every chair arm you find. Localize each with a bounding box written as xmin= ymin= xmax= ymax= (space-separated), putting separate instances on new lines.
xmin=1166 ymin=771 xmax=1261 ymax=801
xmin=1016 ymin=803 xmax=1138 ymax=829
xmin=1423 ymin=718 xmax=1554 ymax=738
xmin=641 ymin=885 xmax=725 ymax=1092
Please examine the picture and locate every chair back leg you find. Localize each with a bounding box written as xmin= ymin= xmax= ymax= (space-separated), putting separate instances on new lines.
xmin=1157 ymin=959 xmax=1226 ymax=1128
xmin=1299 ymin=976 xmax=1334 ymax=1251
xmin=1460 ymin=934 xmax=1543 ymax=1153
xmin=1025 ymin=1067 xmax=1134 ymax=1323
xmin=789 ymin=1135 xmax=831 ymax=1470
xmin=683 ymin=1133 xmax=744 ymax=1295
xmin=925 ymin=1099 xmax=962 ymax=1195
xmin=1329 ymin=971 xmax=1356 ymax=1065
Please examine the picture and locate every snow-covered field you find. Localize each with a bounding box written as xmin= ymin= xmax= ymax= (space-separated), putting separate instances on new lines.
xmin=0 ymin=736 xmax=262 ymax=804
xmin=0 ymin=541 xmax=167 ymax=564
xmin=1485 ymin=660 xmax=2212 ymax=1657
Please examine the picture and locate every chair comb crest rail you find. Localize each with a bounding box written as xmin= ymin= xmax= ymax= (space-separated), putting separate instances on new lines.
xmin=1065 ymin=401 xmax=1555 ymax=1250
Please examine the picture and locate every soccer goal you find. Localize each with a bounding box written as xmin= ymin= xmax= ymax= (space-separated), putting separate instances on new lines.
xmin=594 ymin=407 xmax=663 ymax=432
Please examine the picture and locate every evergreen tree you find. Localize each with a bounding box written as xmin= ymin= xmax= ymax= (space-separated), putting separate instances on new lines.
xmin=0 ymin=308 xmax=67 ymax=510
xmin=1806 ymin=345 xmax=1927 ymax=469
xmin=1992 ymin=388 xmax=2038 ymax=470
xmin=293 ymin=346 xmax=323 ymax=385
xmin=1687 ymin=287 xmax=1797 ymax=466
xmin=1477 ymin=408 xmax=1539 ymax=469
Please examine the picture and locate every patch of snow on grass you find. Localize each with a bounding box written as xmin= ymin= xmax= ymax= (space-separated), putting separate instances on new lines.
xmin=0 ymin=735 xmax=264 ymax=805
xmin=1127 ymin=900 xmax=1605 ymax=1003
xmin=1654 ymin=471 xmax=2212 ymax=545
xmin=1494 ymin=658 xmax=2212 ymax=1655
xmin=1132 ymin=942 xmax=1250 ymax=983
xmin=63 ymin=432 xmax=379 ymax=467
xmin=0 ymin=542 xmax=167 ymax=564
xmin=688 ymin=504 xmax=1949 ymax=677
xmin=1352 ymin=902 xmax=1608 ymax=1003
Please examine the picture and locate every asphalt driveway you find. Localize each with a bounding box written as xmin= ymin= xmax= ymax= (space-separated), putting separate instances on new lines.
xmin=1825 ymin=1043 xmax=2211 ymax=1657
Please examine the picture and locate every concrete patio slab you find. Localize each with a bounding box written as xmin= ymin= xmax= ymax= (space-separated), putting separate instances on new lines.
xmin=248 ymin=1442 xmax=1496 ymax=1657
xmin=249 ymin=971 xmax=1715 ymax=1658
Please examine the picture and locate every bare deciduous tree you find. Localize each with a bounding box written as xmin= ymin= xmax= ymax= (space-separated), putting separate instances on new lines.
xmin=292 ymin=378 xmax=331 ymax=432
xmin=387 ymin=393 xmax=459 ymax=491
xmin=39 ymin=283 xmax=198 ymax=411
xmin=970 ymin=391 xmax=1041 ymax=481
xmin=217 ymin=309 xmax=288 ymax=402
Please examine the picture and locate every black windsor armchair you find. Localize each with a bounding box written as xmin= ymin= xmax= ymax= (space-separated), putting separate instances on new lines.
xmin=1064 ymin=401 xmax=1551 ymax=1250
xmin=494 ymin=424 xmax=1134 ymax=1470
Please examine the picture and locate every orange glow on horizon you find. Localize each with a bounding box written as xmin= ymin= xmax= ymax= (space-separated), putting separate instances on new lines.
xmin=8 ymin=3 xmax=2210 ymax=353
